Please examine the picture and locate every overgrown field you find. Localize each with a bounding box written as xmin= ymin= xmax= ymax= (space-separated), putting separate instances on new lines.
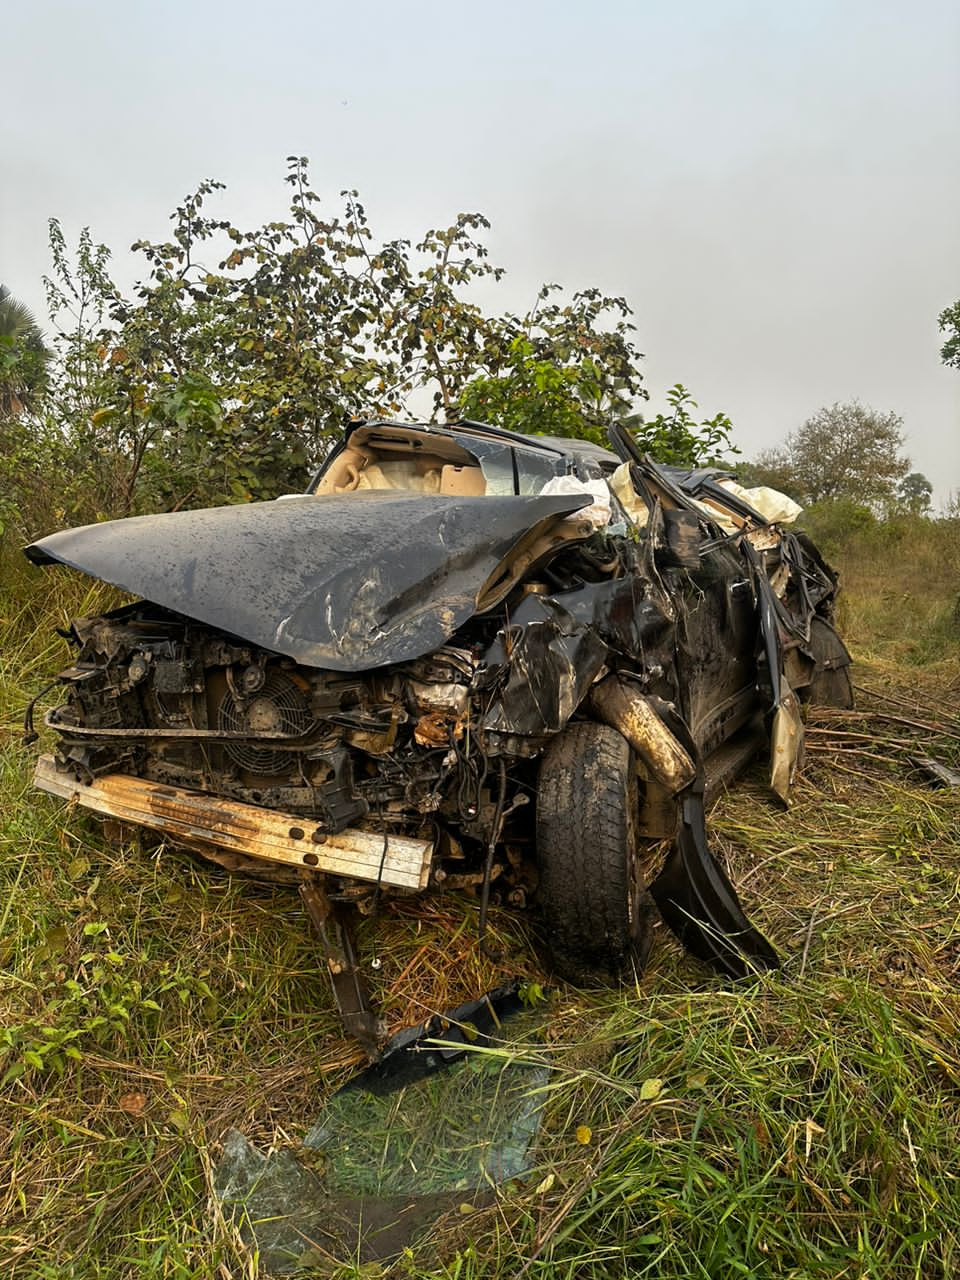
xmin=1 ymin=522 xmax=958 ymax=1279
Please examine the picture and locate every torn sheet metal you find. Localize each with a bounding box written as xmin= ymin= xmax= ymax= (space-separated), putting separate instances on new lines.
xmin=478 ymin=577 xmax=673 ymax=738
xmin=651 ymin=786 xmax=780 ymax=979
xmin=477 ymin=592 xmax=608 ymax=737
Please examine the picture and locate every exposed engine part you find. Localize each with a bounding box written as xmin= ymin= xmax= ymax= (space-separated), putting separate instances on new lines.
xmin=218 ymin=668 xmax=317 ymax=773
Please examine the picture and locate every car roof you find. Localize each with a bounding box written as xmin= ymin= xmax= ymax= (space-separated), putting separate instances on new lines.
xmin=515 ymin=432 xmax=620 ymax=466
xmin=345 ymin=418 xmax=620 ymax=465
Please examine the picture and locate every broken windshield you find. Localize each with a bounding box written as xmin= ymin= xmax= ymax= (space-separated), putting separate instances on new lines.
xmin=213 ymin=990 xmax=552 ymax=1271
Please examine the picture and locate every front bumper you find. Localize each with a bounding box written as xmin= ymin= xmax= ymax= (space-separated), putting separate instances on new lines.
xmin=33 ymin=755 xmax=433 ymax=890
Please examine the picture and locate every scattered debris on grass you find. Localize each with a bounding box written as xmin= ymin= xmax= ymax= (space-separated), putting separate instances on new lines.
xmin=214 ymin=998 xmax=550 ymax=1270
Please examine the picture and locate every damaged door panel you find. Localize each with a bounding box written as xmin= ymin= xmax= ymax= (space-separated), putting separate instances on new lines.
xmin=24 ymin=416 xmax=852 ymax=1055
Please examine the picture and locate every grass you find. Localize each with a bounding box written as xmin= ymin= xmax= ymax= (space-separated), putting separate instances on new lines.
xmin=1 ymin=527 xmax=959 ymax=1278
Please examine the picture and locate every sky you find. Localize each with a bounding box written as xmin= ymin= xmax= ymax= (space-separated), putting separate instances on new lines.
xmin=2 ymin=0 xmax=958 ymax=502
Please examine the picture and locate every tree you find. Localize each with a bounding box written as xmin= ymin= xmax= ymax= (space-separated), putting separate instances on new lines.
xmin=896 ymin=471 xmax=933 ymax=515
xmin=737 ymin=447 xmax=797 ymax=496
xmin=458 ymin=286 xmax=646 ymax=445
xmin=460 ymin=335 xmax=609 ymax=442
xmin=631 ymin=383 xmax=739 ymax=467
xmin=29 ymin=160 xmax=657 ymax=517
xmin=0 ymin=284 xmax=50 ymax=416
xmin=745 ymin=401 xmax=909 ymax=509
xmin=42 ymin=168 xmax=403 ymax=512
xmin=10 ymin=157 xmax=739 ymax=536
xmin=939 ymin=299 xmax=960 ymax=369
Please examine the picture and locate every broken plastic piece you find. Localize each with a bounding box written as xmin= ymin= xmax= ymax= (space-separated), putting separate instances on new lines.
xmin=337 ymin=980 xmax=527 ymax=1096
xmin=648 ymin=707 xmax=780 ymax=978
xmin=651 ymin=789 xmax=780 ymax=978
xmin=911 ymin=755 xmax=960 ymax=789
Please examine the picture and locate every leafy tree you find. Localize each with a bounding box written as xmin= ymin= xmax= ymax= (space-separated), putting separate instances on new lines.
xmin=460 ymin=335 xmax=602 ymax=440
xmin=9 ymin=157 xmax=739 ymax=533
xmin=939 ymin=298 xmax=960 ymax=369
xmin=736 ymin=448 xmax=798 ymax=496
xmin=458 ymin=285 xmax=646 ymax=444
xmin=0 ymin=284 xmax=50 ymax=416
xmin=42 ymin=166 xmax=404 ymax=511
xmin=30 ymin=161 xmax=655 ymax=515
xmin=378 ymin=210 xmax=507 ymax=420
xmin=896 ymin=471 xmax=933 ymax=515
xmin=37 ymin=165 xmax=552 ymax=511
xmin=744 ymin=401 xmax=909 ymax=509
xmin=0 ymin=285 xmax=58 ymax=536
xmin=631 ymin=383 xmax=739 ymax=467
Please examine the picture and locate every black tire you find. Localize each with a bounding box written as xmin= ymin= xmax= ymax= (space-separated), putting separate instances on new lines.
xmin=536 ymin=721 xmax=652 ymax=983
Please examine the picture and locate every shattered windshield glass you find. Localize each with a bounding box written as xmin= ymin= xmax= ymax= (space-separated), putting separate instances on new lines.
xmin=214 ymin=991 xmax=551 ymax=1271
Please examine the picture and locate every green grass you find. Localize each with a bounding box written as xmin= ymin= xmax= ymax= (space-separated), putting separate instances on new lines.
xmin=1 ymin=533 xmax=959 ymax=1278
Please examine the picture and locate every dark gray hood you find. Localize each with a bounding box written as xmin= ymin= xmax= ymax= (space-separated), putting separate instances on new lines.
xmin=25 ymin=491 xmax=590 ymax=670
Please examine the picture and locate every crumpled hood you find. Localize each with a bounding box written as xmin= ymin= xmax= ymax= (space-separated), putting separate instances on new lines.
xmin=25 ymin=491 xmax=590 ymax=670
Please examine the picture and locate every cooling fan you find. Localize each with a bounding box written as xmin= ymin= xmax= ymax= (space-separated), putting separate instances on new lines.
xmin=217 ymin=669 xmax=315 ymax=775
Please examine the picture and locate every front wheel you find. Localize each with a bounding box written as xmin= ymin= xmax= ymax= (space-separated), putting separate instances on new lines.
xmin=535 ymin=721 xmax=656 ymax=984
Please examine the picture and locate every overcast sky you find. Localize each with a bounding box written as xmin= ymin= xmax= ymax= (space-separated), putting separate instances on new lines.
xmin=3 ymin=0 xmax=958 ymax=501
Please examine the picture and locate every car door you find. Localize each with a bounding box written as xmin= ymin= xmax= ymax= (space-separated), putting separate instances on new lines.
xmin=673 ymin=540 xmax=759 ymax=756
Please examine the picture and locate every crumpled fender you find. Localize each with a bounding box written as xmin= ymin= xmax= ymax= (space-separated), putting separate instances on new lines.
xmin=477 ymin=577 xmax=673 ymax=737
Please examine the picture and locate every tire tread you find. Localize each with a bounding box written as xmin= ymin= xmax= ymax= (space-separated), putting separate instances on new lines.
xmin=537 ymin=721 xmax=641 ymax=982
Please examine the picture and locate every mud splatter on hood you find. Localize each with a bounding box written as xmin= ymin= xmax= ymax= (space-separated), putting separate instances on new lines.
xmin=25 ymin=490 xmax=589 ymax=670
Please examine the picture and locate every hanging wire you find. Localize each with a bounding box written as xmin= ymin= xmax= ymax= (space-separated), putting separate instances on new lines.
xmin=477 ymin=757 xmax=508 ymax=960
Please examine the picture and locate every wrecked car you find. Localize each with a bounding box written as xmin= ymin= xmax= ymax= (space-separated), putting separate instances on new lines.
xmin=24 ymin=418 xmax=852 ymax=1051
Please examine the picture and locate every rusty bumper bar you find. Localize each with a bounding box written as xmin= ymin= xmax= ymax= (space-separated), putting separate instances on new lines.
xmin=33 ymin=755 xmax=433 ymax=890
